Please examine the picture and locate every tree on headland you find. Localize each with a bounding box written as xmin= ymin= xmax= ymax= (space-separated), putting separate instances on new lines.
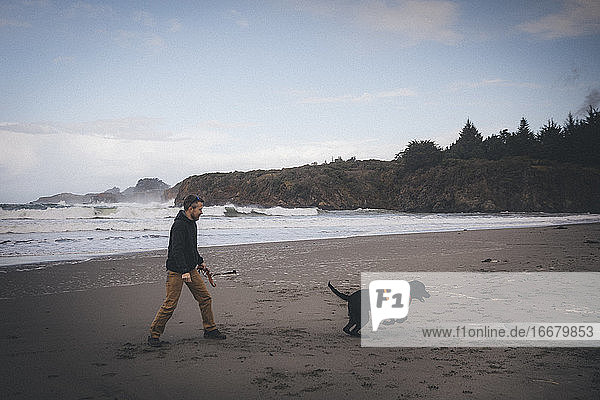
xmin=552 ymin=108 xmax=600 ymax=166
xmin=509 ymin=117 xmax=537 ymax=156
xmin=483 ymin=129 xmax=509 ymax=160
xmin=448 ymin=119 xmax=484 ymax=159
xmin=484 ymin=118 xmax=537 ymax=159
xmin=564 ymin=112 xmax=578 ymax=137
xmin=396 ymin=140 xmax=443 ymax=171
xmin=571 ymin=106 xmax=600 ymax=166
xmin=444 ymin=108 xmax=599 ymax=167
xmin=537 ymin=119 xmax=563 ymax=161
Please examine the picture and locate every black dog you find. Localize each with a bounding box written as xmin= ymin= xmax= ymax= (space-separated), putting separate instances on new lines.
xmin=328 ymin=280 xmax=430 ymax=337
xmin=328 ymin=282 xmax=370 ymax=337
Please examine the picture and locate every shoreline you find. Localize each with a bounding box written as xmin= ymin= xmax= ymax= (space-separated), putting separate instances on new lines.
xmin=1 ymin=223 xmax=599 ymax=300
xmin=1 ymin=223 xmax=599 ymax=399
xmin=2 ymin=220 xmax=599 ymax=269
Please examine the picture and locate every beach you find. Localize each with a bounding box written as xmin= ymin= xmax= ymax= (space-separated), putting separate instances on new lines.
xmin=1 ymin=223 xmax=599 ymax=399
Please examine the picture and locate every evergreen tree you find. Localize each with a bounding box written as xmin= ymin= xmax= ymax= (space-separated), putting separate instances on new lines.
xmin=537 ymin=119 xmax=563 ymax=161
xmin=398 ymin=140 xmax=443 ymax=171
xmin=483 ymin=133 xmax=505 ymax=160
xmin=506 ymin=117 xmax=536 ymax=157
xmin=572 ymin=106 xmax=600 ymax=166
xmin=448 ymin=119 xmax=484 ymax=159
xmin=517 ymin=117 xmax=535 ymax=141
xmin=564 ymin=112 xmax=578 ymax=137
xmin=396 ymin=109 xmax=598 ymax=167
xmin=584 ymin=105 xmax=600 ymax=126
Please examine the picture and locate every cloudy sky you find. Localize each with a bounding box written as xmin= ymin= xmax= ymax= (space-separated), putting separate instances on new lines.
xmin=1 ymin=0 xmax=599 ymax=203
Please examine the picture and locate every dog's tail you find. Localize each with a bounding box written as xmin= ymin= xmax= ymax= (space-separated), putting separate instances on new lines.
xmin=328 ymin=281 xmax=350 ymax=302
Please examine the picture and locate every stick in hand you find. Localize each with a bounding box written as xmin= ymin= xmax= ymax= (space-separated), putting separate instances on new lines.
xmin=199 ymin=265 xmax=216 ymax=287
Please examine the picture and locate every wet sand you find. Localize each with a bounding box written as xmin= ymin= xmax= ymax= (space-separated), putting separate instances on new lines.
xmin=1 ymin=224 xmax=599 ymax=399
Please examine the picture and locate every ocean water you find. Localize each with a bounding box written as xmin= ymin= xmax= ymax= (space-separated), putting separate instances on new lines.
xmin=1 ymin=202 xmax=599 ymax=268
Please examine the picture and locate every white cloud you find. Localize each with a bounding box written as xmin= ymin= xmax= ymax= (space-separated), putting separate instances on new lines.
xmin=300 ymin=88 xmax=416 ymax=104
xmin=113 ymin=29 xmax=166 ymax=50
xmin=168 ymin=18 xmax=182 ymax=33
xmin=0 ymin=122 xmax=62 ymax=135
xmin=145 ymin=33 xmax=165 ymax=49
xmin=21 ymin=0 xmax=51 ymax=6
xmin=0 ymin=18 xmax=31 ymax=28
xmin=449 ymin=79 xmax=541 ymax=91
xmin=295 ymin=0 xmax=462 ymax=45
xmin=112 ymin=11 xmax=183 ymax=51
xmin=52 ymin=55 xmax=75 ymax=65
xmin=0 ymin=117 xmax=260 ymax=145
xmin=67 ymin=1 xmax=114 ymax=19
xmin=133 ymin=10 xmax=156 ymax=27
xmin=0 ymin=125 xmax=229 ymax=201
xmin=518 ymin=0 xmax=600 ymax=39
xmin=228 ymin=9 xmax=250 ymax=28
xmin=357 ymin=0 xmax=462 ymax=44
xmin=0 ymin=130 xmax=39 ymax=175
xmin=1 ymin=118 xmax=175 ymax=141
xmin=0 ymin=119 xmax=394 ymax=201
xmin=198 ymin=120 xmax=260 ymax=131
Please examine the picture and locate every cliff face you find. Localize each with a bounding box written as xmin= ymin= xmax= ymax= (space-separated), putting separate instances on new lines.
xmin=169 ymin=158 xmax=600 ymax=213
xmin=169 ymin=160 xmax=393 ymax=210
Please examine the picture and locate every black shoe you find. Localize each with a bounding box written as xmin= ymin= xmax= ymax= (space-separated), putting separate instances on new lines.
xmin=204 ymin=329 xmax=226 ymax=340
xmin=147 ymin=336 xmax=168 ymax=347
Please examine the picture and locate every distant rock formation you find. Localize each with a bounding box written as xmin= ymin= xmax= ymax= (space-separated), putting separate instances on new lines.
xmin=34 ymin=192 xmax=93 ymax=204
xmin=33 ymin=178 xmax=170 ymax=204
xmin=122 ymin=178 xmax=170 ymax=203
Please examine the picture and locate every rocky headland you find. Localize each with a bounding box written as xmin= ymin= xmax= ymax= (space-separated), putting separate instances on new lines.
xmin=166 ymin=158 xmax=600 ymax=213
xmin=33 ymin=178 xmax=170 ymax=204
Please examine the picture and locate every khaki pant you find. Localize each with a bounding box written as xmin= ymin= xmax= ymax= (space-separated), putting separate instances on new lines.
xmin=150 ymin=269 xmax=216 ymax=338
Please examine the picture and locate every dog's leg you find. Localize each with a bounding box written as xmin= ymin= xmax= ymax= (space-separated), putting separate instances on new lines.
xmin=349 ymin=325 xmax=361 ymax=337
xmin=343 ymin=321 xmax=354 ymax=335
xmin=344 ymin=303 xmax=358 ymax=336
xmin=344 ymin=314 xmax=361 ymax=336
xmin=347 ymin=316 xmax=362 ymax=337
xmin=350 ymin=318 xmax=369 ymax=337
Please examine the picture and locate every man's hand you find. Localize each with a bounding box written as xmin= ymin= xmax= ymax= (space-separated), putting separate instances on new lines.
xmin=198 ymin=263 xmax=216 ymax=287
xmin=182 ymin=272 xmax=192 ymax=282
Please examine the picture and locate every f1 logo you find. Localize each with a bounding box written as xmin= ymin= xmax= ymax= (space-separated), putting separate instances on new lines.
xmin=369 ymin=280 xmax=410 ymax=331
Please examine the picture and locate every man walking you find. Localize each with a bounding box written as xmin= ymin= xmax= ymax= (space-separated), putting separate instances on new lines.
xmin=148 ymin=194 xmax=226 ymax=346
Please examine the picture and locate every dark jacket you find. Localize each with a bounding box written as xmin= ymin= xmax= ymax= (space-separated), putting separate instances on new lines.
xmin=165 ymin=210 xmax=204 ymax=274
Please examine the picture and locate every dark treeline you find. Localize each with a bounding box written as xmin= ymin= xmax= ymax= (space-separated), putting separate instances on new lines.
xmin=397 ymin=106 xmax=600 ymax=171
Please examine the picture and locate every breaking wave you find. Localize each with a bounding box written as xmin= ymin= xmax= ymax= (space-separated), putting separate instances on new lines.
xmin=1 ymin=201 xmax=599 ymax=267
xmin=0 ymin=202 xmax=319 ymax=224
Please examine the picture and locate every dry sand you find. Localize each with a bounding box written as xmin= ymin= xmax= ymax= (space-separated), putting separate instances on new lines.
xmin=1 ymin=224 xmax=599 ymax=399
